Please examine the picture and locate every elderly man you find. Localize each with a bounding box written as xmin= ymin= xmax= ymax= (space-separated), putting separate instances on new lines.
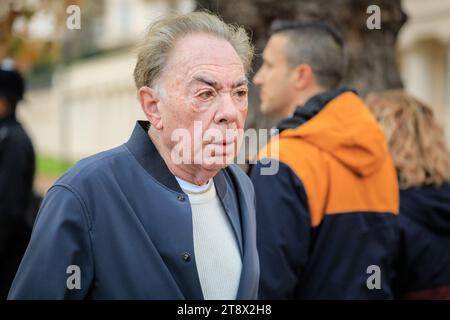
xmin=250 ymin=21 xmax=399 ymax=299
xmin=8 ymin=11 xmax=258 ymax=300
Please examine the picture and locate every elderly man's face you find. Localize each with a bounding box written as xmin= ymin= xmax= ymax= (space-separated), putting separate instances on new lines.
xmin=155 ymin=33 xmax=248 ymax=171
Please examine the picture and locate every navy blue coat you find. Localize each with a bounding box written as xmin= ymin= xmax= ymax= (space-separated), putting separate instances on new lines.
xmin=8 ymin=121 xmax=259 ymax=299
xmin=395 ymin=184 xmax=450 ymax=299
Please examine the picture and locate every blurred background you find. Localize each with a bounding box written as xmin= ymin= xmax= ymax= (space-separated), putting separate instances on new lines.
xmin=1 ymin=0 xmax=449 ymax=196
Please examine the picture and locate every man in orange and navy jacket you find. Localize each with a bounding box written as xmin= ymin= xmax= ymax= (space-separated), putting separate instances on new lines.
xmin=250 ymin=20 xmax=399 ymax=299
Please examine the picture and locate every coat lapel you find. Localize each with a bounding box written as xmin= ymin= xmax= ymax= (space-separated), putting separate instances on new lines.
xmin=225 ymin=165 xmax=260 ymax=299
xmin=214 ymin=171 xmax=243 ymax=255
xmin=125 ymin=121 xmax=204 ymax=299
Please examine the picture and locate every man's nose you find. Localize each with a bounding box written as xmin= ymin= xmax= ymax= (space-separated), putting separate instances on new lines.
xmin=215 ymin=94 xmax=239 ymax=124
xmin=253 ymin=69 xmax=263 ymax=86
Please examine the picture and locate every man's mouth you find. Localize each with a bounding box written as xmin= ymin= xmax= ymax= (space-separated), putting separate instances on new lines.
xmin=205 ymin=135 xmax=236 ymax=146
xmin=208 ymin=139 xmax=236 ymax=157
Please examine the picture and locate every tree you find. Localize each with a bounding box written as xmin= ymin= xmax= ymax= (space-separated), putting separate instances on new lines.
xmin=196 ymin=0 xmax=407 ymax=129
xmin=0 ymin=0 xmax=104 ymax=74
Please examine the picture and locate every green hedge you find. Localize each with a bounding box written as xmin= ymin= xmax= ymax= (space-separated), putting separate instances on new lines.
xmin=37 ymin=155 xmax=76 ymax=177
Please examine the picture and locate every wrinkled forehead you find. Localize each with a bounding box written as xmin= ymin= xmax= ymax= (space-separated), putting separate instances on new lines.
xmin=162 ymin=33 xmax=246 ymax=86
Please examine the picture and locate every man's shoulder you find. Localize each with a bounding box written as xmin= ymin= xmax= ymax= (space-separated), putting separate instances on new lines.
xmin=258 ymin=135 xmax=324 ymax=178
xmin=54 ymin=144 xmax=131 ymax=189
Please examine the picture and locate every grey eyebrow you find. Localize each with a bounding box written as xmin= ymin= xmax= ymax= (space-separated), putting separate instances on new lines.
xmin=192 ymin=76 xmax=220 ymax=90
xmin=190 ymin=76 xmax=248 ymax=90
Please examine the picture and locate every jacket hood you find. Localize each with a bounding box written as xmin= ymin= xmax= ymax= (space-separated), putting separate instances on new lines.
xmin=400 ymin=184 xmax=450 ymax=233
xmin=280 ymin=90 xmax=389 ymax=177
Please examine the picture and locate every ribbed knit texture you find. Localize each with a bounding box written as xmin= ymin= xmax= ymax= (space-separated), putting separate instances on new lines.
xmin=181 ymin=180 xmax=242 ymax=300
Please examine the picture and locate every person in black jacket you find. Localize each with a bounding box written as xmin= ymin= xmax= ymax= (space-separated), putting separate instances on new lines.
xmin=0 ymin=59 xmax=35 ymax=299
xmin=367 ymin=89 xmax=450 ymax=299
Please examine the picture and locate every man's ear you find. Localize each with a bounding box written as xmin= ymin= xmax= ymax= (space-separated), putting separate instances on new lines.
xmin=138 ymin=86 xmax=163 ymax=130
xmin=294 ymin=64 xmax=314 ymax=90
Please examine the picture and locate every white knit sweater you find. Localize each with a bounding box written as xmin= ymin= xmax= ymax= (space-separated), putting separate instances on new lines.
xmin=176 ymin=178 xmax=242 ymax=300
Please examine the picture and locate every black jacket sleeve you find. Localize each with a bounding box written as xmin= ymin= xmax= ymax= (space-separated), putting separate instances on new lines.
xmin=249 ymin=159 xmax=311 ymax=299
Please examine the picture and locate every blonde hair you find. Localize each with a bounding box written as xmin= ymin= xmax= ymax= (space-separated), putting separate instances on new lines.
xmin=133 ymin=10 xmax=254 ymax=89
xmin=366 ymin=89 xmax=450 ymax=189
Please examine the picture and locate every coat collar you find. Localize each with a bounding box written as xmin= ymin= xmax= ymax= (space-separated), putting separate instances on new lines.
xmin=0 ymin=112 xmax=17 ymax=124
xmin=125 ymin=121 xmax=231 ymax=196
xmin=125 ymin=121 xmax=183 ymax=193
xmin=277 ymin=86 xmax=357 ymax=133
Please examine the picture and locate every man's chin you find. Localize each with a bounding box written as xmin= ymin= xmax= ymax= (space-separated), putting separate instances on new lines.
xmin=201 ymin=155 xmax=235 ymax=171
xmin=201 ymin=164 xmax=227 ymax=173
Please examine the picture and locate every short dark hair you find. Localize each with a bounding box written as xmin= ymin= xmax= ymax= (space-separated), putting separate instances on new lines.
xmin=0 ymin=62 xmax=25 ymax=112
xmin=270 ymin=20 xmax=346 ymax=89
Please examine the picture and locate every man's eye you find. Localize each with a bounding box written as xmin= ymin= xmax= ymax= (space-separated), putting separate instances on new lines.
xmin=235 ymin=90 xmax=248 ymax=97
xmin=198 ymin=91 xmax=214 ymax=99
